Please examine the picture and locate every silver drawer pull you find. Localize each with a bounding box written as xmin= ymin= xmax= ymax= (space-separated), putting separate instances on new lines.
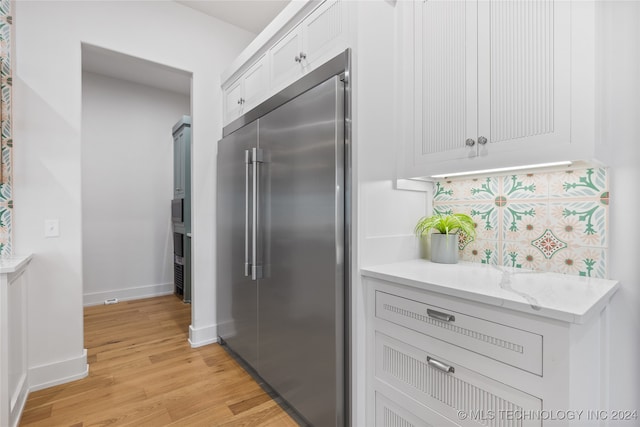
xmin=427 ymin=356 xmax=455 ymax=374
xmin=427 ymin=309 xmax=455 ymax=322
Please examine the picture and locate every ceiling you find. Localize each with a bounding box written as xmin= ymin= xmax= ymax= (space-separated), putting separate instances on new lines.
xmin=175 ymin=0 xmax=290 ymax=34
xmin=81 ymin=1 xmax=290 ymax=96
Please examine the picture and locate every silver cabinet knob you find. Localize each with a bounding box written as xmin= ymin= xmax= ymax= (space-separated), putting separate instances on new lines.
xmin=299 ymin=52 xmax=307 ymax=60
xmin=237 ymin=99 xmax=242 ymax=105
xmin=294 ymin=56 xmax=301 ymax=63
xmin=465 ymin=138 xmax=476 ymax=147
xmin=478 ymin=136 xmax=488 ymax=145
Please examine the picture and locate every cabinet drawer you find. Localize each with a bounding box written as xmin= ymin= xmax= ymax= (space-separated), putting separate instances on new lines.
xmin=376 ymin=391 xmax=457 ymax=427
xmin=376 ymin=291 xmax=542 ymax=375
xmin=375 ymin=332 xmax=541 ymax=427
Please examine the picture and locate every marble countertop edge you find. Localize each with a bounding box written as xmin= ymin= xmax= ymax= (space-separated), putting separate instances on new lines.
xmin=361 ymin=259 xmax=620 ymax=325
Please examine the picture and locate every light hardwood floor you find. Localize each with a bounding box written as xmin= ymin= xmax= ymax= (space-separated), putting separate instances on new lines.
xmin=20 ymin=295 xmax=298 ymax=426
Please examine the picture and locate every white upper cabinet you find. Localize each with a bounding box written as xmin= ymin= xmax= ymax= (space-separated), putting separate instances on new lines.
xmin=223 ymin=78 xmax=244 ymax=125
xmin=270 ymin=0 xmax=346 ymax=94
xmin=243 ymin=57 xmax=269 ymax=109
xmin=223 ymin=55 xmax=268 ymax=125
xmin=270 ymin=29 xmax=304 ymax=91
xmin=222 ymin=0 xmax=348 ymax=127
xmin=403 ymin=0 xmax=591 ymax=179
xmin=301 ymin=0 xmax=345 ymax=71
xmin=414 ymin=0 xmax=479 ymax=165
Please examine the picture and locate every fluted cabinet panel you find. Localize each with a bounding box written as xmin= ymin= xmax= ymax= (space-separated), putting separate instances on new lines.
xmin=418 ymin=1 xmax=468 ymax=155
xmin=375 ymin=332 xmax=542 ymax=427
xmin=304 ymin=0 xmax=342 ymax=64
xmin=489 ymin=0 xmax=554 ymax=143
xmin=404 ymin=0 xmax=575 ymax=179
xmin=375 ymin=393 xmax=443 ymax=427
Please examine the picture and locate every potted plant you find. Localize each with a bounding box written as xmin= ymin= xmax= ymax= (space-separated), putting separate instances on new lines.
xmin=415 ymin=213 xmax=476 ymax=264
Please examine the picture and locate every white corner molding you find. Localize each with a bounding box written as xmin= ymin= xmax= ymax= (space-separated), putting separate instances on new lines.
xmin=28 ymin=349 xmax=89 ymax=393
xmin=189 ymin=324 xmax=218 ymax=348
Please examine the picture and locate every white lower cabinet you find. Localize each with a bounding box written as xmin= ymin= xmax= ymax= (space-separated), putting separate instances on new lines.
xmin=374 ymin=332 xmax=541 ymax=427
xmin=375 ymin=391 xmax=458 ymax=427
xmin=365 ymin=274 xmax=614 ymax=427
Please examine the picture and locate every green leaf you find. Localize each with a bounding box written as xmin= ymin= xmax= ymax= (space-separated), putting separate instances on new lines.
xmin=415 ymin=212 xmax=477 ymax=239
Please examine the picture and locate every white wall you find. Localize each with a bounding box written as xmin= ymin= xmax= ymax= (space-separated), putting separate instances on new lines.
xmin=81 ymin=71 xmax=189 ymax=306
xmin=351 ymin=2 xmax=427 ymax=425
xmin=598 ymin=1 xmax=640 ymax=418
xmin=355 ymin=0 xmax=425 ymax=269
xmin=13 ymin=0 xmax=254 ymax=390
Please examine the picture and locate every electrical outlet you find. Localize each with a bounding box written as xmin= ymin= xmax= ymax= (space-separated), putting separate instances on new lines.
xmin=44 ymin=219 xmax=59 ymax=238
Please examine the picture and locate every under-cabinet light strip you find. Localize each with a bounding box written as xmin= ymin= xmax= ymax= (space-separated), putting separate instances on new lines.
xmin=430 ymin=161 xmax=573 ymax=179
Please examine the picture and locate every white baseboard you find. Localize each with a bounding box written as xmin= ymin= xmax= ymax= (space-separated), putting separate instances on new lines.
xmin=83 ymin=283 xmax=174 ymax=306
xmin=10 ymin=373 xmax=28 ymax=427
xmin=28 ymin=349 xmax=89 ymax=392
xmin=189 ymin=324 xmax=217 ymax=348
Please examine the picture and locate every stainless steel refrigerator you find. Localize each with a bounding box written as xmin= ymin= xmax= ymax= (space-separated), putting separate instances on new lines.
xmin=216 ymin=52 xmax=350 ymax=427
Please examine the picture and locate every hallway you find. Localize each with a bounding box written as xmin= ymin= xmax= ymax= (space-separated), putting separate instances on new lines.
xmin=20 ymin=295 xmax=297 ymax=426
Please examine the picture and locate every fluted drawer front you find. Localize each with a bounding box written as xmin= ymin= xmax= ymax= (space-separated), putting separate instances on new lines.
xmin=375 ymin=392 xmax=457 ymax=427
xmin=376 ymin=291 xmax=542 ymax=375
xmin=376 ymin=332 xmax=542 ymax=427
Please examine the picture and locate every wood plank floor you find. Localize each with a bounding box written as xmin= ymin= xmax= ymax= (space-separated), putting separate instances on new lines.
xmin=20 ymin=295 xmax=298 ymax=427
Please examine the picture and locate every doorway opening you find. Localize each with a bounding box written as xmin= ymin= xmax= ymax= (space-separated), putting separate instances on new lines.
xmin=80 ymin=44 xmax=193 ymax=319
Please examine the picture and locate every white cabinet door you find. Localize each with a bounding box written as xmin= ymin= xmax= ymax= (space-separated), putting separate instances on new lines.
xmin=270 ymin=28 xmax=304 ymax=91
xmin=222 ymin=56 xmax=268 ymax=125
xmin=413 ymin=0 xmax=478 ymax=168
xmin=223 ymin=78 xmax=244 ymax=124
xmin=242 ymin=55 xmax=268 ymax=113
xmin=301 ymin=0 xmax=345 ymax=71
xmin=409 ymin=0 xmax=573 ymax=178
xmin=270 ymin=0 xmax=346 ymax=94
xmin=476 ymin=0 xmax=571 ymax=157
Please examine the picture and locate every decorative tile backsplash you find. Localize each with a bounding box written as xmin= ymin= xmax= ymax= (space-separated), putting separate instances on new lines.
xmin=0 ymin=0 xmax=11 ymax=255
xmin=433 ymin=167 xmax=609 ymax=278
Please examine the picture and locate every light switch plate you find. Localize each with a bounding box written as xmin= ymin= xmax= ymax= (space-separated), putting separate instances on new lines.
xmin=44 ymin=219 xmax=59 ymax=238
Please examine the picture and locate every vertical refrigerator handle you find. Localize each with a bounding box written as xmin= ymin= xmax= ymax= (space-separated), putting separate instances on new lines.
xmin=252 ymin=147 xmax=264 ymax=280
xmin=244 ymin=150 xmax=251 ymax=277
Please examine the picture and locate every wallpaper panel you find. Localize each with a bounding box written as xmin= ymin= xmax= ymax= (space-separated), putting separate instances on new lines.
xmin=0 ymin=0 xmax=10 ymax=255
xmin=433 ymin=167 xmax=609 ymax=278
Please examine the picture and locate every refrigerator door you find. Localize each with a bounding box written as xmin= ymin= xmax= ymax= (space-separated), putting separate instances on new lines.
xmin=216 ymin=121 xmax=259 ymax=368
xmin=258 ymin=76 xmax=345 ymax=426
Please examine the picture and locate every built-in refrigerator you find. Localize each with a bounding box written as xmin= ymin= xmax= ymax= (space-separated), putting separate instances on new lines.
xmin=217 ymin=51 xmax=350 ymax=427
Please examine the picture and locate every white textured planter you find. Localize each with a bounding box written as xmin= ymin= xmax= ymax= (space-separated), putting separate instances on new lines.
xmin=430 ymin=233 xmax=459 ymax=264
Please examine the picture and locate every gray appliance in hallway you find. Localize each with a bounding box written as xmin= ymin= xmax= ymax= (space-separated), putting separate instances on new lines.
xmin=217 ymin=51 xmax=350 ymax=427
xmin=172 ymin=116 xmax=191 ymax=302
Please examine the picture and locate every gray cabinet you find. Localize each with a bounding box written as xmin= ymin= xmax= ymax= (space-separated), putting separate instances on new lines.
xmin=172 ymin=116 xmax=191 ymax=302
xmin=172 ymin=116 xmax=191 ymax=204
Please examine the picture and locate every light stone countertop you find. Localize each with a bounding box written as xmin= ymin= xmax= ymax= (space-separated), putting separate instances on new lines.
xmin=361 ymin=259 xmax=620 ymax=324
xmin=0 ymin=255 xmax=33 ymax=274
